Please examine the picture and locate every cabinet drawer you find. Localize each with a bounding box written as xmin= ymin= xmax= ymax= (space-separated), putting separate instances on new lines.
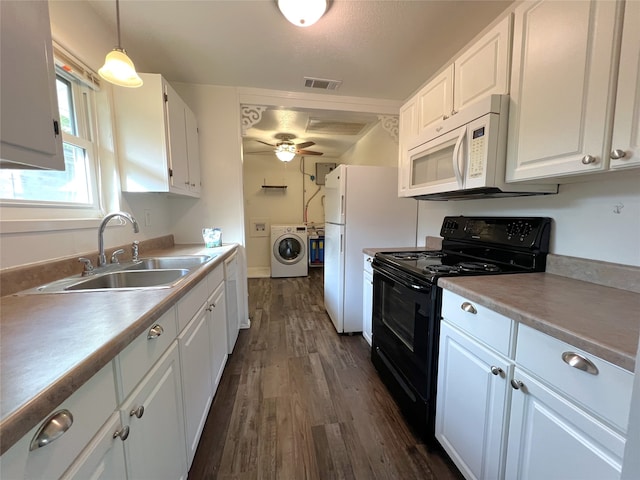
xmin=177 ymin=278 xmax=208 ymax=332
xmin=363 ymin=254 xmax=373 ymax=274
xmin=207 ymin=264 xmax=224 ymax=294
xmin=0 ymin=363 xmax=116 ymax=480
xmin=516 ymin=324 xmax=633 ymax=432
xmin=441 ymin=290 xmax=515 ymax=357
xmin=115 ymin=308 xmax=177 ymax=402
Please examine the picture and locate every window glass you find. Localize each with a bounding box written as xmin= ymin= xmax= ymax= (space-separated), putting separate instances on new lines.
xmin=0 ymin=72 xmax=98 ymax=207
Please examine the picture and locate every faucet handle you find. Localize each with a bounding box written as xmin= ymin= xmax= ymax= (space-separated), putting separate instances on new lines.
xmin=78 ymin=257 xmax=95 ymax=276
xmin=110 ymin=249 xmax=125 ymax=264
xmin=132 ymin=241 xmax=140 ymax=262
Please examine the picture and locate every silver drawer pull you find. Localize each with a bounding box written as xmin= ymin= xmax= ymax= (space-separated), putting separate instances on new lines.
xmin=461 ymin=302 xmax=477 ymax=314
xmin=113 ymin=425 xmax=130 ymax=441
xmin=562 ymin=351 xmax=599 ymax=375
xmin=147 ymin=324 xmax=164 ymax=339
xmin=490 ymin=366 xmax=504 ymax=377
xmin=510 ymin=379 xmax=525 ymax=390
xmin=29 ymin=409 xmax=74 ymax=450
xmin=130 ymin=405 xmax=145 ymax=418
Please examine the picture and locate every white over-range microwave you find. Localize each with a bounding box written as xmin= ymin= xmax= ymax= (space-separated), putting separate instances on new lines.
xmin=405 ymin=94 xmax=557 ymax=200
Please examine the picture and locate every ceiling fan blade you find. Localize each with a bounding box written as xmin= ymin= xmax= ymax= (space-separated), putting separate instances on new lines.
xmin=296 ymin=141 xmax=315 ymax=149
xmin=297 ymin=149 xmax=323 ymax=156
xmin=256 ymin=140 xmax=276 ymax=147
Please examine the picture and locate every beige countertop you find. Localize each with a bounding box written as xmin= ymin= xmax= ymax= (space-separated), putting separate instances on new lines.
xmin=0 ymin=243 xmax=237 ymax=455
xmin=439 ymin=273 xmax=640 ymax=372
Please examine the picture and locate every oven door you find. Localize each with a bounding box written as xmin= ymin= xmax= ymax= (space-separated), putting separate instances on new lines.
xmin=371 ymin=263 xmax=439 ymax=401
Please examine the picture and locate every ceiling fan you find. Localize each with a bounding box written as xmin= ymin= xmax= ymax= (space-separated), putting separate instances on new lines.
xmin=256 ymin=133 xmax=323 ymax=161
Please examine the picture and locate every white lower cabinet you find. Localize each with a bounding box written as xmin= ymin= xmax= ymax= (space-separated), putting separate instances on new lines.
xmin=437 ymin=289 xmax=633 ymax=480
xmin=436 ymin=321 xmax=512 ymax=480
xmin=505 ymin=368 xmax=626 ymax=480
xmin=178 ymin=305 xmax=213 ymax=468
xmin=209 ymin=279 xmax=228 ymax=391
xmin=224 ymin=251 xmax=240 ymax=353
xmin=362 ymin=254 xmax=373 ymax=346
xmin=120 ymin=342 xmax=187 ymax=480
xmin=60 ymin=413 xmax=127 ymax=480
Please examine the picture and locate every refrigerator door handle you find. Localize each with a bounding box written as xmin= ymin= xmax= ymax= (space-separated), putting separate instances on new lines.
xmin=340 ymin=195 xmax=345 ymax=217
xmin=340 ymin=233 xmax=343 ymax=253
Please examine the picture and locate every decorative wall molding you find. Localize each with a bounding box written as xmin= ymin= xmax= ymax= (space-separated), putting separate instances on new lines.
xmin=240 ymin=105 xmax=267 ymax=135
xmin=378 ymin=115 xmax=399 ymax=143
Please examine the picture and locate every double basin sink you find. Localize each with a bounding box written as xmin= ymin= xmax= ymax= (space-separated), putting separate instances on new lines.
xmin=23 ymin=255 xmax=216 ymax=294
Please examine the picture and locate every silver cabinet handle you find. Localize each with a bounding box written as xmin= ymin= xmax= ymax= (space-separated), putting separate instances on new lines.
xmin=442 ymin=114 xmax=449 ymax=120
xmin=29 ymin=409 xmax=74 ymax=450
xmin=451 ymin=110 xmax=458 ymax=115
xmin=147 ymin=324 xmax=164 ymax=339
xmin=461 ymin=302 xmax=477 ymax=314
xmin=113 ymin=425 xmax=130 ymax=441
xmin=130 ymin=405 xmax=145 ymax=418
xmin=562 ymin=351 xmax=599 ymax=375
xmin=490 ymin=366 xmax=504 ymax=377
xmin=610 ymin=149 xmax=626 ymax=160
xmin=510 ymin=379 xmax=524 ymax=390
xmin=581 ymin=155 xmax=597 ymax=165
xmin=366 ymin=257 xmax=373 ymax=263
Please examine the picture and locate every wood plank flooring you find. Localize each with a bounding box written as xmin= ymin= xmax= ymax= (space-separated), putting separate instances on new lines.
xmin=188 ymin=268 xmax=463 ymax=480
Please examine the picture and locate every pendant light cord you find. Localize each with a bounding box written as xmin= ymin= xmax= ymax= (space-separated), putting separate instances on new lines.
xmin=115 ymin=0 xmax=122 ymax=49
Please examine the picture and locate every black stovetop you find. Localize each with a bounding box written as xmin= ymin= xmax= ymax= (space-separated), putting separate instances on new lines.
xmin=374 ymin=216 xmax=552 ymax=284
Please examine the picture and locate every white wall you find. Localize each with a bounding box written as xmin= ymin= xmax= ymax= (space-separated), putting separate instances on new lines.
xmin=417 ymin=172 xmax=640 ymax=266
xmin=339 ymin=122 xmax=398 ymax=167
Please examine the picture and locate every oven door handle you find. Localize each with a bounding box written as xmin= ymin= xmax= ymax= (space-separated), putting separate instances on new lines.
xmin=374 ymin=266 xmax=431 ymax=293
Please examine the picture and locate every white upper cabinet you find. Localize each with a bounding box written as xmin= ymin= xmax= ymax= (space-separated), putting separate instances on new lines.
xmin=113 ymin=73 xmax=201 ymax=197
xmin=0 ymin=0 xmax=64 ymax=170
xmin=506 ymin=0 xmax=625 ymax=181
xmin=416 ymin=65 xmax=455 ymax=133
xmin=610 ymin=0 xmax=640 ymax=170
xmin=454 ymin=15 xmax=512 ymax=114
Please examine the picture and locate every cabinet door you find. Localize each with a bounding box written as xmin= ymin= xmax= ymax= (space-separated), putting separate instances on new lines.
xmin=185 ymin=106 xmax=201 ymax=194
xmin=417 ymin=65 xmax=454 ymax=132
xmin=506 ymin=368 xmax=625 ymax=480
xmin=610 ymin=0 xmax=640 ymax=169
xmin=178 ymin=307 xmax=213 ymax=468
xmin=60 ymin=413 xmax=127 ymax=480
xmin=362 ymin=259 xmax=373 ymax=346
xmin=224 ymin=253 xmax=240 ymax=354
xmin=164 ymin=80 xmax=190 ymax=195
xmin=436 ymin=321 xmax=512 ymax=480
xmin=506 ymin=0 xmax=621 ymax=181
xmin=398 ymin=99 xmax=418 ymax=196
xmin=121 ymin=342 xmax=187 ymax=480
xmin=454 ymin=15 xmax=511 ymax=112
xmin=209 ymin=282 xmax=228 ymax=392
xmin=0 ymin=0 xmax=63 ymax=170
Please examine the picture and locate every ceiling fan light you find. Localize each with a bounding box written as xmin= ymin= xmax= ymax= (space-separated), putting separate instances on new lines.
xmin=277 ymin=0 xmax=327 ymax=27
xmin=99 ymin=49 xmax=143 ymax=88
xmin=275 ymin=143 xmax=296 ymax=162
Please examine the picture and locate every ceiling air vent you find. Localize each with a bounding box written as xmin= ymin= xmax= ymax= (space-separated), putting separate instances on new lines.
xmin=304 ymin=77 xmax=342 ymax=91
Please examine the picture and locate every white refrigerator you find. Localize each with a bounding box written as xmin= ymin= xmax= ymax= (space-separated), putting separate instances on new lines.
xmin=324 ymin=164 xmax=418 ymax=333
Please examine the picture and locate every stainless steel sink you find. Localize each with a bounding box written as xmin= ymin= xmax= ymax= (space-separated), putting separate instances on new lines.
xmin=124 ymin=255 xmax=215 ymax=270
xmin=17 ymin=254 xmax=217 ymax=294
xmin=64 ymin=269 xmax=190 ymax=291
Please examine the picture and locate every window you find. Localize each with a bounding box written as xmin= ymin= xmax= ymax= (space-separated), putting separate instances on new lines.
xmin=0 ymin=72 xmax=99 ymax=207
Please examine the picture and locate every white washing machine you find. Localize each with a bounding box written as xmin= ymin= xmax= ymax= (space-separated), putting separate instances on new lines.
xmin=270 ymin=225 xmax=308 ymax=278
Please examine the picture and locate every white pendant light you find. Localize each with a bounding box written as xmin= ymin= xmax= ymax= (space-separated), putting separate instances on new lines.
xmin=99 ymin=0 xmax=143 ymax=88
xmin=277 ymin=0 xmax=327 ymax=27
xmin=275 ymin=143 xmax=296 ymax=162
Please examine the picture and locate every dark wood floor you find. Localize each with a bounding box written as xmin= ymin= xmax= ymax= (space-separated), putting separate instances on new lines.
xmin=188 ymin=268 xmax=463 ymax=480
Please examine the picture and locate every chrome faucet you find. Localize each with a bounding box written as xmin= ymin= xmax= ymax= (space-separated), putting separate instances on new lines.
xmin=98 ymin=212 xmax=140 ymax=266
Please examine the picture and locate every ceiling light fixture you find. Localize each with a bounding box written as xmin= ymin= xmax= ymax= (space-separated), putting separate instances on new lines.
xmin=98 ymin=0 xmax=143 ymax=88
xmin=277 ymin=0 xmax=327 ymax=27
xmin=275 ymin=143 xmax=296 ymax=162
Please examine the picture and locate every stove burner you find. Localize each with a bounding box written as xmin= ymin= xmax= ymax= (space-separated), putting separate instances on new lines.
xmin=424 ymin=265 xmax=458 ymax=274
xmin=456 ymin=262 xmax=501 ymax=273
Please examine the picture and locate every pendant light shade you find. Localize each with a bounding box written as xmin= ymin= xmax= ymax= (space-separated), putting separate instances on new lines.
xmin=275 ymin=143 xmax=296 ymax=162
xmin=277 ymin=0 xmax=327 ymax=27
xmin=99 ymin=0 xmax=143 ymax=88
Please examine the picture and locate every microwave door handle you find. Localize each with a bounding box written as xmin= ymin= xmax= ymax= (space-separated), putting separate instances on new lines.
xmin=452 ymin=127 xmax=466 ymax=188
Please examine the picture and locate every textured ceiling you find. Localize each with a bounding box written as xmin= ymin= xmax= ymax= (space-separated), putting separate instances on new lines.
xmin=85 ymin=0 xmax=513 ymax=157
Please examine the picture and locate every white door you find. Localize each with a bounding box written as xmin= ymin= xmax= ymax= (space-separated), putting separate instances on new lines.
xmin=505 ymin=368 xmax=625 ymax=480
xmin=323 ymin=222 xmax=344 ymax=333
xmin=436 ymin=321 xmax=512 ymax=480
xmin=324 ymin=165 xmax=346 ymax=225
